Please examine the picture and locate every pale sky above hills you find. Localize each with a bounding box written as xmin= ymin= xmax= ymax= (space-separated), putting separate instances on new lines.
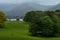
xmin=0 ymin=0 xmax=60 ymax=5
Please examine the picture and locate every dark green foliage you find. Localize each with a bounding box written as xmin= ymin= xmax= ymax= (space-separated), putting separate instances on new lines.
xmin=55 ymin=10 xmax=60 ymax=12
xmin=24 ymin=11 xmax=59 ymax=37
xmin=0 ymin=11 xmax=6 ymax=28
xmin=39 ymin=16 xmax=59 ymax=36
xmin=23 ymin=11 xmax=43 ymax=23
xmin=29 ymin=16 xmax=59 ymax=36
xmin=44 ymin=11 xmax=56 ymax=18
xmin=16 ymin=18 xmax=19 ymax=21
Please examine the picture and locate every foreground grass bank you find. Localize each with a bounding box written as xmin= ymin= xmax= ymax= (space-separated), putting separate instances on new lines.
xmin=0 ymin=21 xmax=60 ymax=40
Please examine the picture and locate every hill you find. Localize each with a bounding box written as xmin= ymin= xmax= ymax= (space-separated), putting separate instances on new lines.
xmin=6 ymin=2 xmax=52 ymax=19
xmin=49 ymin=4 xmax=60 ymax=10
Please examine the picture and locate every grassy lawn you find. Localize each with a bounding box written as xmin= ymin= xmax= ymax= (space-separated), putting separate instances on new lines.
xmin=0 ymin=21 xmax=60 ymax=40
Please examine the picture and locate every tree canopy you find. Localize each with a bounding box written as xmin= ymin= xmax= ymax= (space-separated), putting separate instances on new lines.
xmin=0 ymin=11 xmax=6 ymax=28
xmin=24 ymin=10 xmax=60 ymax=37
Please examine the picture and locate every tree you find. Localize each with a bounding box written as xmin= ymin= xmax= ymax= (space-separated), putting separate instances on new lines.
xmin=44 ymin=11 xmax=56 ymax=18
xmin=23 ymin=11 xmax=43 ymax=23
xmin=28 ymin=11 xmax=59 ymax=37
xmin=0 ymin=11 xmax=6 ymax=28
xmin=29 ymin=16 xmax=59 ymax=36
xmin=55 ymin=10 xmax=60 ymax=12
xmin=39 ymin=16 xmax=59 ymax=36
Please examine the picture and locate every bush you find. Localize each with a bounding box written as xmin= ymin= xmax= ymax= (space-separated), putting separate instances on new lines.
xmin=16 ymin=18 xmax=19 ymax=21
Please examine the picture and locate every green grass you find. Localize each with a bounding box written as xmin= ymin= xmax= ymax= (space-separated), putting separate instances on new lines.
xmin=0 ymin=21 xmax=60 ymax=40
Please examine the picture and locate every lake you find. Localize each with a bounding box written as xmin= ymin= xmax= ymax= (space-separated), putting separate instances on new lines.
xmin=7 ymin=19 xmax=23 ymax=21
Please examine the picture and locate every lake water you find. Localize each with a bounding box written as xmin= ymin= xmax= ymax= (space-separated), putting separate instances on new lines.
xmin=7 ymin=19 xmax=23 ymax=21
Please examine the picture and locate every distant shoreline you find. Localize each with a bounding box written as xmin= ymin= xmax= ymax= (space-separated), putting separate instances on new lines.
xmin=7 ymin=19 xmax=23 ymax=21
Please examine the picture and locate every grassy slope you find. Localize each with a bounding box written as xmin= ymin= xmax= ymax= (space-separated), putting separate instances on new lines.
xmin=0 ymin=21 xmax=60 ymax=40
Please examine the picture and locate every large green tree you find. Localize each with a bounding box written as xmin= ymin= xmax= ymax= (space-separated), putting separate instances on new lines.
xmin=23 ymin=11 xmax=43 ymax=23
xmin=0 ymin=11 xmax=6 ymax=28
xmin=24 ymin=11 xmax=59 ymax=37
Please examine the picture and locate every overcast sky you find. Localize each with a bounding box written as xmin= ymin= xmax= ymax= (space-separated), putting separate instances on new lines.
xmin=0 ymin=0 xmax=60 ymax=5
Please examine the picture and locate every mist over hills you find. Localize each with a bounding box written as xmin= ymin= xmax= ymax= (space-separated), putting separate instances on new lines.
xmin=7 ymin=2 xmax=53 ymax=19
xmin=49 ymin=4 xmax=60 ymax=10
xmin=0 ymin=2 xmax=60 ymax=19
xmin=0 ymin=4 xmax=17 ymax=12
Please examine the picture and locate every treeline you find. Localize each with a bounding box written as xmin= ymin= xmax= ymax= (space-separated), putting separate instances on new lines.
xmin=0 ymin=9 xmax=60 ymax=37
xmin=24 ymin=10 xmax=60 ymax=37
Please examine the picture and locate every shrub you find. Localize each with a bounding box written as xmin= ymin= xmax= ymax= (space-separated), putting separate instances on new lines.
xmin=16 ymin=18 xmax=19 ymax=21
